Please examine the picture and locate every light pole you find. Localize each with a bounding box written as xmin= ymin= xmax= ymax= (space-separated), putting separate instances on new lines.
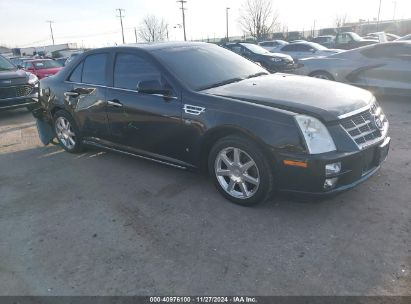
xmin=46 ymin=20 xmax=55 ymax=45
xmin=377 ymin=0 xmax=382 ymax=31
xmin=226 ymin=7 xmax=230 ymax=42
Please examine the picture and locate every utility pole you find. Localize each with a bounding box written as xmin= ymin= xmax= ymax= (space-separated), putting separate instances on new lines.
xmin=116 ymin=8 xmax=126 ymax=44
xmin=134 ymin=27 xmax=138 ymax=43
xmin=226 ymin=7 xmax=230 ymax=42
xmin=46 ymin=20 xmax=55 ymax=45
xmin=177 ymin=0 xmax=187 ymax=41
xmin=377 ymin=0 xmax=382 ymax=31
xmin=392 ymin=0 xmax=397 ymax=20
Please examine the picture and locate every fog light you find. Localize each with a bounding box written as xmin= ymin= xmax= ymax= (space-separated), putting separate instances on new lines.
xmin=324 ymin=177 xmax=338 ymax=190
xmin=325 ymin=162 xmax=341 ymax=176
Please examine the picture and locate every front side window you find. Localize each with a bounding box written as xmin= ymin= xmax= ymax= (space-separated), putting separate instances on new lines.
xmin=114 ymin=53 xmax=161 ymax=90
xmin=82 ymin=53 xmax=108 ymax=85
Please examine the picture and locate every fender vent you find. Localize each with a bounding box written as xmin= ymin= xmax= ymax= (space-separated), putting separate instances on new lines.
xmin=183 ymin=104 xmax=205 ymax=116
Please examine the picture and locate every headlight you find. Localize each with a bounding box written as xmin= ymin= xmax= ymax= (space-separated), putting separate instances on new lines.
xmin=27 ymin=72 xmax=39 ymax=85
xmin=271 ymin=57 xmax=282 ymax=62
xmin=295 ymin=115 xmax=336 ymax=154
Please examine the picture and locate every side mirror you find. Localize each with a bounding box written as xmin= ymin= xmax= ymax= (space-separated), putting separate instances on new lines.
xmin=310 ymin=49 xmax=316 ymax=53
xmin=17 ymin=65 xmax=24 ymax=69
xmin=137 ymin=80 xmax=174 ymax=99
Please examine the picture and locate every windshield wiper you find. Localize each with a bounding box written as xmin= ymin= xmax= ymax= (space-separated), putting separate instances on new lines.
xmin=247 ymin=72 xmax=269 ymax=79
xmin=198 ymin=77 xmax=245 ymax=91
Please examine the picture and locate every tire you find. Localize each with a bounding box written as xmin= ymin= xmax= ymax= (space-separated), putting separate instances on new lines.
xmin=208 ymin=135 xmax=275 ymax=206
xmin=310 ymin=71 xmax=334 ymax=81
xmin=53 ymin=110 xmax=83 ymax=153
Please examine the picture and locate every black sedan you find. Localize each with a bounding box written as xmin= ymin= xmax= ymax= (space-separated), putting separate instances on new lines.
xmin=224 ymin=42 xmax=295 ymax=73
xmin=34 ymin=42 xmax=390 ymax=206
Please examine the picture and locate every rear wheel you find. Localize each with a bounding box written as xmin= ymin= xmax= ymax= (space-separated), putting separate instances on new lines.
xmin=53 ymin=110 xmax=83 ymax=153
xmin=208 ymin=135 xmax=275 ymax=206
xmin=310 ymin=71 xmax=334 ymax=81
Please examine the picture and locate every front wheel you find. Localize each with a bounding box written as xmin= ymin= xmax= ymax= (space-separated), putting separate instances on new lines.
xmin=310 ymin=71 xmax=334 ymax=81
xmin=208 ymin=135 xmax=275 ymax=206
xmin=53 ymin=110 xmax=83 ymax=153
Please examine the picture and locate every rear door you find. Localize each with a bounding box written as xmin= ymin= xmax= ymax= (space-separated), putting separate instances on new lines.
xmin=64 ymin=52 xmax=110 ymax=140
xmin=105 ymin=51 xmax=186 ymax=162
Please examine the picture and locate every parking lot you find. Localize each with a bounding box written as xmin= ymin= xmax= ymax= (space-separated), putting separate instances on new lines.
xmin=0 ymin=97 xmax=410 ymax=295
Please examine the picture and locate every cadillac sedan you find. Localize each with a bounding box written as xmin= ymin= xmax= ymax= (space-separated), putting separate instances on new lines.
xmin=33 ymin=42 xmax=390 ymax=206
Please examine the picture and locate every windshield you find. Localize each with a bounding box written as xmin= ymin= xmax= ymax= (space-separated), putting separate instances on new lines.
xmin=32 ymin=60 xmax=62 ymax=70
xmin=152 ymin=44 xmax=268 ymax=91
xmin=0 ymin=55 xmax=16 ymax=71
xmin=241 ymin=43 xmax=269 ymax=54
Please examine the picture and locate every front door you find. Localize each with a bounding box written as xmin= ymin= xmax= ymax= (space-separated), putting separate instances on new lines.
xmin=105 ymin=52 xmax=187 ymax=163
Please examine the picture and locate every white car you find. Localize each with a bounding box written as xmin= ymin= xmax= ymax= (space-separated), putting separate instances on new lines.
xmin=258 ymin=40 xmax=288 ymax=52
xmin=278 ymin=42 xmax=344 ymax=60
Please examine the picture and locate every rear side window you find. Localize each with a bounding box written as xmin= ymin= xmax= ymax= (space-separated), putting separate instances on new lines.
xmin=114 ymin=53 xmax=161 ymax=90
xmin=68 ymin=62 xmax=83 ymax=82
xmin=82 ymin=53 xmax=108 ymax=85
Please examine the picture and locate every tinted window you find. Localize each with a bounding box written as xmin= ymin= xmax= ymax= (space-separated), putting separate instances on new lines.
xmin=82 ymin=53 xmax=108 ymax=85
xmin=152 ymin=44 xmax=267 ymax=91
xmin=32 ymin=60 xmax=62 ymax=70
xmin=69 ymin=62 xmax=83 ymax=82
xmin=114 ymin=53 xmax=161 ymax=90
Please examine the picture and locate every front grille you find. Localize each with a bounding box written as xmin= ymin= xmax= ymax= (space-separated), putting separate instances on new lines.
xmin=340 ymin=108 xmax=385 ymax=147
xmin=0 ymin=85 xmax=33 ymax=100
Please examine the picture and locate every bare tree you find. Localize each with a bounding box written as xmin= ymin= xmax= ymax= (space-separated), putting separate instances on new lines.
xmin=334 ymin=13 xmax=348 ymax=29
xmin=138 ymin=15 xmax=168 ymax=42
xmin=239 ymin=0 xmax=279 ymax=41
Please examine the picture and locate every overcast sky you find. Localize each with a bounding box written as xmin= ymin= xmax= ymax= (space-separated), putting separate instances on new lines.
xmin=0 ymin=0 xmax=410 ymax=48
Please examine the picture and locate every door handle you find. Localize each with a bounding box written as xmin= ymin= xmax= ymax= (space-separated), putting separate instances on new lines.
xmin=64 ymin=91 xmax=79 ymax=98
xmin=107 ymin=99 xmax=123 ymax=107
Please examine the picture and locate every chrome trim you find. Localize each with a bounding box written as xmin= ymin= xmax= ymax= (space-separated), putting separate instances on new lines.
xmin=0 ymin=101 xmax=37 ymax=109
xmin=82 ymin=140 xmax=187 ymax=170
xmin=107 ymin=100 xmax=123 ymax=107
xmin=338 ymin=105 xmax=371 ymax=120
xmin=65 ymin=81 xmax=178 ymax=100
xmin=184 ymin=104 xmax=205 ymax=115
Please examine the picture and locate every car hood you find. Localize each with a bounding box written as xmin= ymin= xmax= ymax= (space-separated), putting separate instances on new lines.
xmin=0 ymin=69 xmax=29 ymax=86
xmin=37 ymin=67 xmax=62 ymax=74
xmin=201 ymin=74 xmax=374 ymax=122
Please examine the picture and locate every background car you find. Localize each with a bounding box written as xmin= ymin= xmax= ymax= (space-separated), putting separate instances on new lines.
xmin=23 ymin=59 xmax=63 ymax=79
xmin=396 ymin=34 xmax=411 ymax=41
xmin=293 ymin=41 xmax=411 ymax=96
xmin=334 ymin=32 xmax=378 ymax=49
xmin=258 ymin=40 xmax=288 ymax=52
xmin=312 ymin=35 xmax=335 ymax=48
xmin=0 ymin=54 xmax=38 ymax=111
xmin=277 ymin=42 xmax=344 ymax=60
xmin=225 ymin=42 xmax=295 ymax=73
xmin=364 ymin=32 xmax=400 ymax=41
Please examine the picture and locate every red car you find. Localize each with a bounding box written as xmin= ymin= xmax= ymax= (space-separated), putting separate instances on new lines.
xmin=23 ymin=59 xmax=63 ymax=79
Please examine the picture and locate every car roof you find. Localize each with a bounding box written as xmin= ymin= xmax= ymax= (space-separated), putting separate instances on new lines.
xmin=102 ymin=41 xmax=209 ymax=52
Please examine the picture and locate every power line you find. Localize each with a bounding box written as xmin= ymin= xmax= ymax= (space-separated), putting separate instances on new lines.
xmin=46 ymin=20 xmax=55 ymax=45
xmin=176 ymin=0 xmax=187 ymax=41
xmin=116 ymin=8 xmax=126 ymax=44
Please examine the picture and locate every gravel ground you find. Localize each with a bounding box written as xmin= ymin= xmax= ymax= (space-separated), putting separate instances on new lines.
xmin=0 ymin=97 xmax=409 ymax=296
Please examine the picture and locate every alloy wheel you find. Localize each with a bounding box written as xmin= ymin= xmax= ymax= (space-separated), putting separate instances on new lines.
xmin=214 ymin=147 xmax=260 ymax=199
xmin=55 ymin=117 xmax=76 ymax=150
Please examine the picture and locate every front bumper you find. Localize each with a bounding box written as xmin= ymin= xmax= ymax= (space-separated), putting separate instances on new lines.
xmin=0 ymin=91 xmax=39 ymax=111
xmin=275 ymin=136 xmax=390 ymax=196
